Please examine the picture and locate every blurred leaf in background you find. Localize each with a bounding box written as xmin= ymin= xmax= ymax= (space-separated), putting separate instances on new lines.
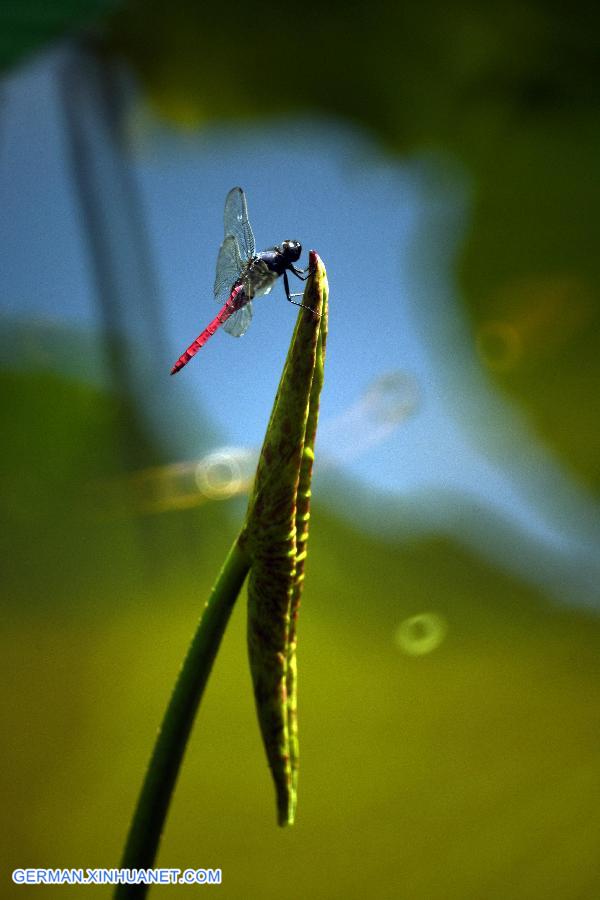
xmin=0 ymin=0 xmax=120 ymax=71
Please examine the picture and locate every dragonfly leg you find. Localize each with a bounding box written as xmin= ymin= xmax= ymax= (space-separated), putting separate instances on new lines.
xmin=290 ymin=264 xmax=315 ymax=281
xmin=283 ymin=271 xmax=318 ymax=315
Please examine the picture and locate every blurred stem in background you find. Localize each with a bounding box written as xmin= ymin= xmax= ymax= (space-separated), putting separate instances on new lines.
xmin=59 ymin=38 xmax=195 ymax=574
xmin=60 ymin=37 xmax=165 ymax=443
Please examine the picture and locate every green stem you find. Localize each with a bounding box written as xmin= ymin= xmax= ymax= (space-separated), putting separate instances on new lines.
xmin=115 ymin=537 xmax=251 ymax=899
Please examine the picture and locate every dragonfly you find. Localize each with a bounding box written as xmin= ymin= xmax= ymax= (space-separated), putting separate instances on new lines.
xmin=170 ymin=187 xmax=313 ymax=375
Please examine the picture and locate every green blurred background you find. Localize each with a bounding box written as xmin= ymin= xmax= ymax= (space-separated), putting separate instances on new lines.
xmin=1 ymin=1 xmax=600 ymax=897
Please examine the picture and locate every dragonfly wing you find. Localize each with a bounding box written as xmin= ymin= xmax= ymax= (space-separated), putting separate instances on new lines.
xmin=213 ymin=234 xmax=244 ymax=304
xmin=224 ymin=187 xmax=256 ymax=261
xmin=223 ymin=301 xmax=253 ymax=337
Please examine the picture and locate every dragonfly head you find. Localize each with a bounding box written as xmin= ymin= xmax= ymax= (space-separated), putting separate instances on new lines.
xmin=281 ymin=240 xmax=302 ymax=265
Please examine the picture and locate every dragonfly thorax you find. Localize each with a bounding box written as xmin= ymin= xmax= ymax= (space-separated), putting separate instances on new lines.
xmin=256 ymin=240 xmax=302 ymax=278
xmin=244 ymin=257 xmax=279 ymax=300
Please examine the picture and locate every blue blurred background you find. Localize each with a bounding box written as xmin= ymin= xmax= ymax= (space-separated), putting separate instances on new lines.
xmin=1 ymin=2 xmax=599 ymax=897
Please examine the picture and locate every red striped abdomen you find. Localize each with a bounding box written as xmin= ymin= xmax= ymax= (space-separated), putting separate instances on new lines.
xmin=170 ymin=285 xmax=245 ymax=375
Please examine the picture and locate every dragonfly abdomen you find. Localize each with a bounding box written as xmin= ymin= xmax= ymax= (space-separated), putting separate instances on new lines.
xmin=170 ymin=284 xmax=246 ymax=375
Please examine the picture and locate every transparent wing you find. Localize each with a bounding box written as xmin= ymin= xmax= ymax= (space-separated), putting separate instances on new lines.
xmin=213 ymin=234 xmax=244 ymax=304
xmin=223 ymin=301 xmax=253 ymax=337
xmin=223 ymin=187 xmax=255 ymax=261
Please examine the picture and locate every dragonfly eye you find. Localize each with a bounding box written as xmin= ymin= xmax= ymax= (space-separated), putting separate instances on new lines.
xmin=282 ymin=240 xmax=302 ymax=262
